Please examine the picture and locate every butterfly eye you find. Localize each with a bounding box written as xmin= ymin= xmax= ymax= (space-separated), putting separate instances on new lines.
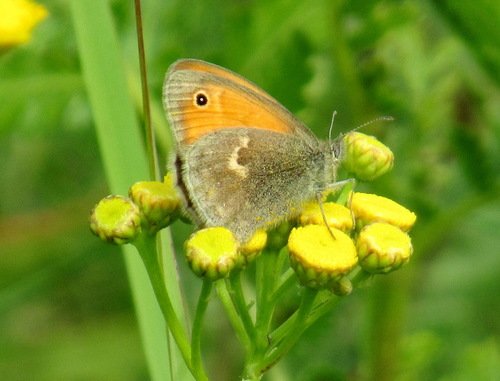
xmin=194 ymin=92 xmax=208 ymax=107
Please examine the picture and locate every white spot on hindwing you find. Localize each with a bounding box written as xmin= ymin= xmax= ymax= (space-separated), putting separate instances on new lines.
xmin=227 ymin=136 xmax=250 ymax=178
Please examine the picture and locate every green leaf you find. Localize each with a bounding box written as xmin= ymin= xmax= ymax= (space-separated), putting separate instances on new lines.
xmin=68 ymin=1 xmax=191 ymax=380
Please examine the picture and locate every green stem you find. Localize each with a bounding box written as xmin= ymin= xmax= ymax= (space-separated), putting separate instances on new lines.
xmin=255 ymin=250 xmax=279 ymax=351
xmin=191 ymin=280 xmax=213 ymax=380
xmin=259 ymin=287 xmax=318 ymax=373
xmin=133 ymin=0 xmax=157 ymax=180
xmin=268 ymin=309 xmax=296 ymax=346
xmin=270 ymin=268 xmax=296 ymax=305
xmin=228 ymin=273 xmax=256 ymax=342
xmin=215 ymin=280 xmax=252 ymax=354
xmin=243 ymin=249 xmax=282 ymax=380
xmin=304 ymin=291 xmax=339 ymax=326
xmin=134 ymin=235 xmax=199 ymax=379
xmin=272 ymin=248 xmax=290 ymax=289
xmin=362 ymin=273 xmax=407 ymax=381
xmin=303 ymin=270 xmax=371 ymax=326
xmin=269 ymin=268 xmax=369 ymax=347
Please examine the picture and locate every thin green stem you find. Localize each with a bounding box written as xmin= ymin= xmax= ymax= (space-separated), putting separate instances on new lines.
xmin=255 ymin=250 xmax=279 ymax=351
xmin=268 ymin=270 xmax=371 ymax=347
xmin=268 ymin=290 xmax=337 ymax=346
xmin=304 ymin=291 xmax=339 ymax=326
xmin=191 ymin=280 xmax=213 ymax=381
xmin=133 ymin=0 xmax=158 ymax=180
xmin=268 ymin=309 xmax=297 ymax=346
xmin=259 ymin=287 xmax=318 ymax=373
xmin=215 ymin=280 xmax=252 ymax=354
xmin=270 ymin=268 xmax=296 ymax=305
xmin=301 ymin=270 xmax=371 ymax=327
xmin=272 ymin=248 xmax=289 ymax=289
xmin=134 ymin=235 xmax=199 ymax=379
xmin=228 ymin=273 xmax=256 ymax=342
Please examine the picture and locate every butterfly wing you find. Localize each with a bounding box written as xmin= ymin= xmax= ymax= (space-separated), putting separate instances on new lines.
xmin=162 ymin=59 xmax=327 ymax=241
xmin=163 ymin=59 xmax=317 ymax=147
xmin=178 ymin=128 xmax=326 ymax=241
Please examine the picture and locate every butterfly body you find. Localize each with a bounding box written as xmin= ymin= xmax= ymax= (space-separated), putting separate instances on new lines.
xmin=163 ymin=59 xmax=340 ymax=242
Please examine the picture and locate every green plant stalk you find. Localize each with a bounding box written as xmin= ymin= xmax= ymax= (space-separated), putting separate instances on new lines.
xmin=268 ymin=302 xmax=306 ymax=346
xmin=269 ymin=269 xmax=370 ymax=346
xmin=362 ymin=272 xmax=407 ymax=381
xmin=259 ymin=287 xmax=318 ymax=376
xmin=215 ymin=280 xmax=252 ymax=354
xmin=270 ymin=268 xmax=296 ymax=305
xmin=126 ymin=67 xmax=174 ymax=153
xmin=305 ymin=292 xmax=339 ymax=326
xmin=69 ymin=1 xmax=185 ymax=379
xmin=191 ymin=280 xmax=213 ymax=381
xmin=133 ymin=0 xmax=157 ymax=180
xmin=134 ymin=235 xmax=195 ymax=377
xmin=255 ymin=249 xmax=279 ymax=352
xmin=228 ymin=273 xmax=257 ymax=343
xmin=272 ymin=248 xmax=290 ymax=289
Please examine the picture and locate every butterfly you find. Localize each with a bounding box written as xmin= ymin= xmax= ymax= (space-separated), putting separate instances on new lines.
xmin=163 ymin=59 xmax=342 ymax=242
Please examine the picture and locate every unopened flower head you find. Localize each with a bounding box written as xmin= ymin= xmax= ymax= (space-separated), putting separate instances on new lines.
xmin=342 ymin=132 xmax=394 ymax=181
xmin=288 ymin=225 xmax=358 ymax=289
xmin=238 ymin=229 xmax=267 ymax=267
xmin=299 ymin=201 xmax=353 ymax=233
xmin=185 ymin=227 xmax=239 ymax=280
xmin=90 ymin=195 xmax=141 ymax=245
xmin=351 ymin=192 xmax=417 ymax=231
xmin=356 ymin=222 xmax=413 ymax=274
xmin=0 ymin=0 xmax=48 ymax=49
xmin=330 ymin=276 xmax=353 ymax=296
xmin=265 ymin=221 xmax=293 ymax=252
xmin=129 ymin=174 xmax=181 ymax=233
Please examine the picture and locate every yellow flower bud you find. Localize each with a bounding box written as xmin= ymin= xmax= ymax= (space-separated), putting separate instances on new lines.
xmin=0 ymin=0 xmax=48 ymax=49
xmin=330 ymin=277 xmax=353 ymax=296
xmin=299 ymin=201 xmax=353 ymax=233
xmin=351 ymin=192 xmax=417 ymax=231
xmin=266 ymin=221 xmax=293 ymax=252
xmin=342 ymin=132 xmax=394 ymax=181
xmin=288 ymin=225 xmax=358 ymax=289
xmin=185 ymin=227 xmax=239 ymax=280
xmin=89 ymin=195 xmax=141 ymax=245
xmin=129 ymin=174 xmax=181 ymax=233
xmin=356 ymin=222 xmax=413 ymax=274
xmin=238 ymin=229 xmax=267 ymax=266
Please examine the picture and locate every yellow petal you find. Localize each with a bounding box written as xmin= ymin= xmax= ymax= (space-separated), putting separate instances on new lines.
xmin=0 ymin=0 xmax=48 ymax=47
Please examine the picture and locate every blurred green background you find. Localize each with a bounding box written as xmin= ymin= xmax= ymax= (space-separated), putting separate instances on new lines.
xmin=1 ymin=0 xmax=499 ymax=380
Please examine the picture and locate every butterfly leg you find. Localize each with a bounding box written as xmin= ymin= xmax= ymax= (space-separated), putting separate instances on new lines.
xmin=315 ymin=178 xmax=358 ymax=238
xmin=316 ymin=192 xmax=336 ymax=240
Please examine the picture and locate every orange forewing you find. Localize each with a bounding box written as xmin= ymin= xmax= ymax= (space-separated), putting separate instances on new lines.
xmin=165 ymin=60 xmax=308 ymax=146
xmin=170 ymin=60 xmax=279 ymax=107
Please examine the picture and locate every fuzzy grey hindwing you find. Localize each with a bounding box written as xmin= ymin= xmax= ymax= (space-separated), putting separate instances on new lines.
xmin=177 ymin=128 xmax=328 ymax=241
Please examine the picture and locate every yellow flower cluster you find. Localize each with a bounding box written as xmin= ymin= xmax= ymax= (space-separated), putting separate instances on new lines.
xmin=283 ymin=131 xmax=415 ymax=291
xmin=288 ymin=192 xmax=416 ymax=292
xmin=90 ymin=131 xmax=416 ymax=289
xmin=0 ymin=0 xmax=47 ymax=48
xmin=181 ymin=191 xmax=416 ymax=285
xmin=90 ymin=174 xmax=181 ymax=243
xmin=184 ymin=227 xmax=267 ymax=280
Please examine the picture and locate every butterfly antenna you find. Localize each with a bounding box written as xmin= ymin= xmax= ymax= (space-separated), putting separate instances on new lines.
xmin=328 ymin=111 xmax=337 ymax=147
xmin=351 ymin=115 xmax=394 ymax=133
